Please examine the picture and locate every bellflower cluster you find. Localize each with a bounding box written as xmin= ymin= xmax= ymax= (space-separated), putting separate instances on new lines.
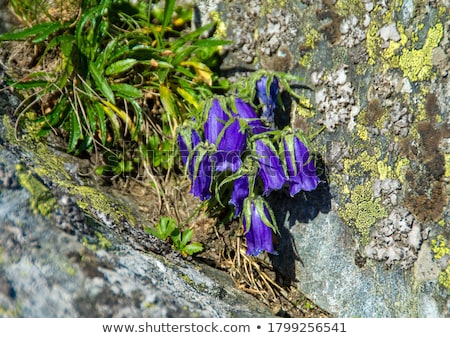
xmin=177 ymin=75 xmax=320 ymax=256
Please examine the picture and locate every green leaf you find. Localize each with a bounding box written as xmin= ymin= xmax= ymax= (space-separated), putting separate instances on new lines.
xmin=159 ymin=84 xmax=177 ymax=119
xmin=146 ymin=216 xmax=178 ymax=240
xmin=110 ymin=83 xmax=142 ymax=98
xmin=180 ymin=228 xmax=193 ymax=247
xmin=193 ymin=39 xmax=232 ymax=47
xmin=0 ymin=22 xmax=58 ymax=41
xmin=12 ymin=80 xmax=49 ymax=90
xmin=31 ymin=21 xmax=65 ymax=43
xmin=93 ymin=101 xmax=107 ymax=144
xmin=88 ymin=61 xmax=116 ymax=104
xmin=68 ymin=111 xmax=82 ymax=153
xmin=182 ymin=242 xmax=203 ymax=255
xmin=162 ymin=0 xmax=175 ymax=32
xmin=105 ymin=59 xmax=138 ymax=76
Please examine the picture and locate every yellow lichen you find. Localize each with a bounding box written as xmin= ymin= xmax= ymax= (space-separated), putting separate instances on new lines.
xmin=377 ymin=160 xmax=393 ymax=180
xmin=296 ymin=96 xmax=315 ymax=119
xmin=438 ymin=265 xmax=450 ymax=295
xmin=335 ymin=0 xmax=366 ymax=17
xmin=366 ymin=20 xmax=381 ymax=65
xmin=340 ymin=184 xmax=387 ymax=244
xmin=209 ymin=11 xmax=227 ymax=40
xmin=398 ymin=22 xmax=443 ymax=82
xmin=304 ymin=27 xmax=320 ymax=49
xmin=445 ymin=153 xmax=450 ymax=179
xmin=338 ymin=147 xmax=388 ymax=243
xmin=298 ymin=52 xmax=313 ymax=67
xmin=394 ymin=157 xmax=410 ymax=184
xmin=356 ymin=124 xmax=368 ymax=141
xmin=16 ymin=164 xmax=57 ymax=216
xmin=431 ymin=235 xmax=450 ymax=260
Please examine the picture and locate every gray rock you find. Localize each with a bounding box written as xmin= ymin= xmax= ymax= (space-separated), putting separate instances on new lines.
xmin=0 ymin=119 xmax=272 ymax=318
xmin=197 ymin=0 xmax=449 ymax=317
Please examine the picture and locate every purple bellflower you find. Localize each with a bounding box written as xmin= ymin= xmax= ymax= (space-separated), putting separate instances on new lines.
xmin=255 ymin=139 xmax=286 ymax=195
xmin=205 ymin=99 xmax=247 ymax=173
xmin=230 ymin=175 xmax=250 ymax=218
xmin=283 ymin=134 xmax=319 ymax=196
xmin=177 ymin=127 xmax=201 ymax=167
xmin=189 ymin=150 xmax=213 ymax=201
xmin=256 ymin=76 xmax=279 ymax=123
xmin=214 ymin=117 xmax=246 ymax=172
xmin=204 ymin=98 xmax=228 ymax=144
xmin=234 ymin=98 xmax=271 ymax=135
xmin=243 ymin=198 xmax=276 ymax=256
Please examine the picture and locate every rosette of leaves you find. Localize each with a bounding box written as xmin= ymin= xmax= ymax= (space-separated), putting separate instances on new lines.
xmin=0 ymin=0 xmax=229 ymax=177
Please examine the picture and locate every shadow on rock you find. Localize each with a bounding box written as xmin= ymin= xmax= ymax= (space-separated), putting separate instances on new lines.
xmin=268 ymin=154 xmax=331 ymax=286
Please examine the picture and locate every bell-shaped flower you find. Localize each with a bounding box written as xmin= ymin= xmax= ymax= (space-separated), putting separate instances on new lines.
xmin=213 ymin=117 xmax=247 ymax=173
xmin=190 ymin=148 xmax=213 ymax=201
xmin=242 ymin=197 xmax=277 ymax=256
xmin=234 ymin=98 xmax=271 ymax=135
xmin=204 ymin=98 xmax=229 ymax=144
xmin=177 ymin=127 xmax=201 ymax=167
xmin=282 ymin=133 xmax=319 ymax=196
xmin=230 ymin=175 xmax=250 ymax=218
xmin=255 ymin=139 xmax=286 ymax=195
xmin=256 ymin=75 xmax=279 ymax=123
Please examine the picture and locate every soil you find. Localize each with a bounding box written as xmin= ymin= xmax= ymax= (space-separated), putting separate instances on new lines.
xmin=0 ymin=7 xmax=329 ymax=318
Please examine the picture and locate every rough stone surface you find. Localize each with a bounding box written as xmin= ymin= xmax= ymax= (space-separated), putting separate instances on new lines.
xmin=0 ymin=81 xmax=272 ymax=317
xmin=0 ymin=143 xmax=273 ymax=317
xmin=199 ymin=0 xmax=449 ymax=317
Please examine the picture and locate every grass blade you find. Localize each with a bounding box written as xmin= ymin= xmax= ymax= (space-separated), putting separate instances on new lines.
xmin=88 ymin=61 xmax=116 ymax=104
xmin=0 ymin=22 xmax=58 ymax=41
xmin=162 ymin=0 xmax=175 ymax=32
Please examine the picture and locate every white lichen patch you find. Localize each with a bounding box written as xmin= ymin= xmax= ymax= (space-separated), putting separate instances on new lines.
xmin=364 ymin=207 xmax=430 ymax=269
xmin=312 ymin=65 xmax=360 ymax=131
xmin=339 ymin=14 xmax=369 ymax=48
xmin=378 ymin=23 xmax=401 ymax=47
xmin=373 ymin=178 xmax=401 ymax=206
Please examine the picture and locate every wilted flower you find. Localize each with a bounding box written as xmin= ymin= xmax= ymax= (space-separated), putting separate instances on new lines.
xmin=283 ymin=134 xmax=319 ymax=196
xmin=243 ymin=198 xmax=276 ymax=256
xmin=230 ymin=175 xmax=250 ymax=218
xmin=256 ymin=76 xmax=279 ymax=123
xmin=255 ymin=139 xmax=286 ymax=195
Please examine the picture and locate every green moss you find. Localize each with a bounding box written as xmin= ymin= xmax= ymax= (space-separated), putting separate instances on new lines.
xmin=16 ymin=164 xmax=57 ymax=216
xmin=3 ymin=114 xmax=137 ymax=228
xmin=95 ymin=230 xmax=113 ymax=250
